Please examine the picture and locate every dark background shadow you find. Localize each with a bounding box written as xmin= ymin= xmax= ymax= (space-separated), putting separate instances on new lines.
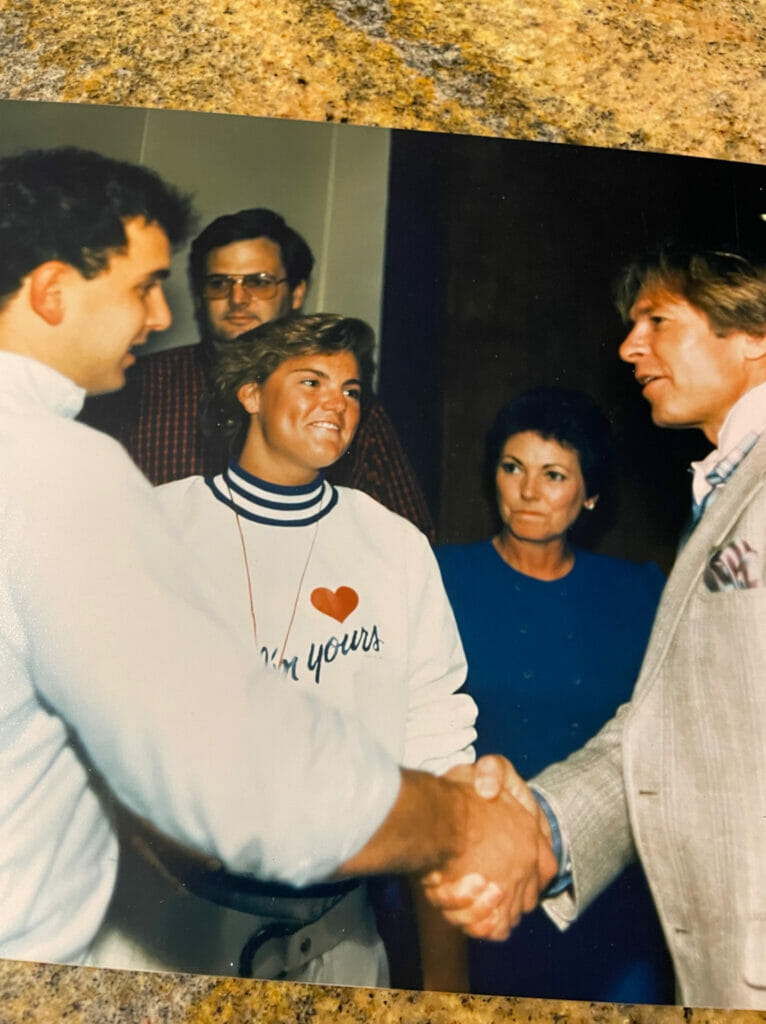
xmin=379 ymin=132 xmax=766 ymax=572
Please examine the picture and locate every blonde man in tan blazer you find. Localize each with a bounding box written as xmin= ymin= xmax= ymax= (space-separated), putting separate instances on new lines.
xmin=536 ymin=248 xmax=766 ymax=1009
xmin=430 ymin=248 xmax=766 ymax=1008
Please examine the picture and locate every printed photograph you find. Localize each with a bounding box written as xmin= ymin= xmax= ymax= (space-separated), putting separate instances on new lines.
xmin=1 ymin=97 xmax=764 ymax=1009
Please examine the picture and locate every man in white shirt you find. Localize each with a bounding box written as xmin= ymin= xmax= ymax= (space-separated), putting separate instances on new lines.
xmin=432 ymin=247 xmax=766 ymax=1008
xmin=0 ymin=146 xmax=554 ymax=967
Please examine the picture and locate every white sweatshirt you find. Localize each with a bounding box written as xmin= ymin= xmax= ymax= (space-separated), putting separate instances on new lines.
xmin=0 ymin=352 xmax=400 ymax=965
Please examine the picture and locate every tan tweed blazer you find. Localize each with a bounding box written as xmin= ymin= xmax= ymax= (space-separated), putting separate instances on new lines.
xmin=535 ymin=433 xmax=766 ymax=1009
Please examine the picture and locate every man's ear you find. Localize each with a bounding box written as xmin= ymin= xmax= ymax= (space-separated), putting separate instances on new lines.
xmin=742 ymin=331 xmax=766 ymax=364
xmin=28 ymin=262 xmax=69 ymax=326
xmin=290 ymin=279 xmax=308 ymax=312
xmin=237 ymin=381 xmax=261 ymax=413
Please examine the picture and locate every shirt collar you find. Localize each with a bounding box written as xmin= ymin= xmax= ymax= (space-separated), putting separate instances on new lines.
xmin=206 ymin=459 xmax=338 ymax=527
xmin=690 ymin=381 xmax=766 ymax=505
xmin=0 ymin=351 xmax=85 ymax=419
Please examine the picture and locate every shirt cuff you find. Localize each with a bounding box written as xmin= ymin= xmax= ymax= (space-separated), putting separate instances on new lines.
xmin=531 ymin=788 xmax=573 ymax=897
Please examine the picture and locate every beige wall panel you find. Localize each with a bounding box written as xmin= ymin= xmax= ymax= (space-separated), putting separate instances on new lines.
xmin=0 ymin=101 xmax=390 ymax=358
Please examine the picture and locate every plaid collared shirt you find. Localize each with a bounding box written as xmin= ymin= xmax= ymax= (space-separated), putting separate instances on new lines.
xmin=689 ymin=429 xmax=762 ymax=529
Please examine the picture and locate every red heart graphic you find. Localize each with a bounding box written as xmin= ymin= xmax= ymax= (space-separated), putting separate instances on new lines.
xmin=310 ymin=586 xmax=359 ymax=623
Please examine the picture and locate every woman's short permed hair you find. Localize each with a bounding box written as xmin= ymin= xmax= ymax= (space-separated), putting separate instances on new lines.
xmin=486 ymin=386 xmax=614 ymax=498
xmin=199 ymin=313 xmax=376 ymax=456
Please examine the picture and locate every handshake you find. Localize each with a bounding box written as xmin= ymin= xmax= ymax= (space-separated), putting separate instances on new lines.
xmin=420 ymin=756 xmax=558 ymax=941
xmin=341 ymin=754 xmax=558 ymax=941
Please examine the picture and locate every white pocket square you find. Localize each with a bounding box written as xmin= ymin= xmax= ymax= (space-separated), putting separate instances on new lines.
xmin=704 ymin=539 xmax=760 ymax=592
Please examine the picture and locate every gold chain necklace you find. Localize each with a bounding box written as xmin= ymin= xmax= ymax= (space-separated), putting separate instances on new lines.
xmin=227 ymin=479 xmax=321 ymax=666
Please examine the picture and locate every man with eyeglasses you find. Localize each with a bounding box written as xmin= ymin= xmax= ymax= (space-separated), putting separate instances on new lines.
xmin=431 ymin=246 xmax=766 ymax=1009
xmin=81 ymin=208 xmax=434 ymax=538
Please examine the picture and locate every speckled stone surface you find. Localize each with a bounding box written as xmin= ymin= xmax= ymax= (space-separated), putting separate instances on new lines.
xmin=0 ymin=0 xmax=763 ymax=163
xmin=0 ymin=2 xmax=764 ymax=1021
xmin=1 ymin=960 xmax=765 ymax=1024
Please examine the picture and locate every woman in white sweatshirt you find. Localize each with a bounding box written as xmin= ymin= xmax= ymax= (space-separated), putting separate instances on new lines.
xmin=91 ymin=313 xmax=476 ymax=988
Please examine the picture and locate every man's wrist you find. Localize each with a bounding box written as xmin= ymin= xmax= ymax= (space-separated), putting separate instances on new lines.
xmin=339 ymin=769 xmax=467 ymax=879
xmin=531 ymin=788 xmax=572 ymax=897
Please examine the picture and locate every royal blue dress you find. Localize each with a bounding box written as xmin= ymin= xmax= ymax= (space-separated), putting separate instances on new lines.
xmin=435 ymin=540 xmax=674 ymax=1004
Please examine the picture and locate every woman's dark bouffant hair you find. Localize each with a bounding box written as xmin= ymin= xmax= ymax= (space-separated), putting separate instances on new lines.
xmin=199 ymin=313 xmax=376 ymax=457
xmin=485 ymin=386 xmax=614 ymax=499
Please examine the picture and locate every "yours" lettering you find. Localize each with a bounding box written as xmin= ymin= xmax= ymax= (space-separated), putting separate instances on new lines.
xmin=307 ymin=625 xmax=382 ymax=683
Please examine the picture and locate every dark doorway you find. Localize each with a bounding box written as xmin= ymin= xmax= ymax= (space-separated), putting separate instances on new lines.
xmin=379 ymin=131 xmax=765 ymax=571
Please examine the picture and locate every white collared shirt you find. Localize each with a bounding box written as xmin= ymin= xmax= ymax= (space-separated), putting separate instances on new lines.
xmin=690 ymin=381 xmax=766 ymax=507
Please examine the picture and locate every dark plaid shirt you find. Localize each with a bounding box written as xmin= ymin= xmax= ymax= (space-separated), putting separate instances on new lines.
xmin=80 ymin=344 xmax=434 ymax=539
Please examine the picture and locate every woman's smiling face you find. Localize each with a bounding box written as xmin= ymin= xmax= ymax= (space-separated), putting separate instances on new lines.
xmin=238 ymin=350 xmax=362 ymax=485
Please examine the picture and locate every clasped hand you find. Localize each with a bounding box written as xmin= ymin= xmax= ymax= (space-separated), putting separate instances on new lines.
xmin=422 ymin=756 xmax=556 ymax=941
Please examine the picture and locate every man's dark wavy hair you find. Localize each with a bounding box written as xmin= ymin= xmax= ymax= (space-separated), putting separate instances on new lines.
xmin=0 ymin=147 xmax=194 ymax=305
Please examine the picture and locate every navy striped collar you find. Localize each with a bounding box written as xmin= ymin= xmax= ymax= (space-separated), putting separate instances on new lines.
xmin=207 ymin=460 xmax=338 ymax=526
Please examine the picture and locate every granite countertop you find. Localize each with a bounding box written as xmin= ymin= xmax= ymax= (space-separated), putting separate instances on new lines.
xmin=0 ymin=0 xmax=763 ymax=164
xmin=1 ymin=2 xmax=764 ymax=1021
xmin=2 ymin=959 xmax=764 ymax=1024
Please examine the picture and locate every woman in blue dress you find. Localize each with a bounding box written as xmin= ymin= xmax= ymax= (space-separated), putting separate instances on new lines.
xmin=436 ymin=386 xmax=674 ymax=1004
